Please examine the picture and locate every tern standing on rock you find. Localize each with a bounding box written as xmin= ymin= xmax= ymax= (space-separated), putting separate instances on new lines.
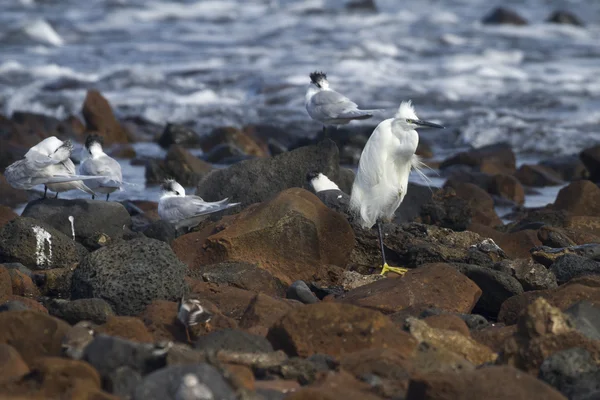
xmin=78 ymin=134 xmax=123 ymax=201
xmin=350 ymin=100 xmax=444 ymax=275
xmin=305 ymin=71 xmax=379 ymax=134
xmin=158 ymin=179 xmax=240 ymax=230
xmin=4 ymin=136 xmax=98 ymax=198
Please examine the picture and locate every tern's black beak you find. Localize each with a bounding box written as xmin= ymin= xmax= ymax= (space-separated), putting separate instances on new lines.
xmin=413 ymin=119 xmax=444 ymax=129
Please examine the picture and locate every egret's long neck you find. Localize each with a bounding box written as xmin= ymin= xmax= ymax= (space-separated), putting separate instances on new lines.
xmin=391 ymin=120 xmax=419 ymax=160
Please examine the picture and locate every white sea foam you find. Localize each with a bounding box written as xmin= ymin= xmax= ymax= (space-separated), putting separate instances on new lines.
xmin=22 ymin=19 xmax=64 ymax=46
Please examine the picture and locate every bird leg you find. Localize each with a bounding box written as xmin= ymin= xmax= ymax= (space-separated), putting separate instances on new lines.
xmin=92 ymin=194 xmax=95 ymax=200
xmin=106 ymin=193 xmax=110 ymax=201
xmin=43 ymin=186 xmax=48 ymax=199
xmin=54 ymin=192 xmax=59 ymax=199
xmin=377 ymin=220 xmax=408 ymax=276
xmin=185 ymin=327 xmax=192 ymax=344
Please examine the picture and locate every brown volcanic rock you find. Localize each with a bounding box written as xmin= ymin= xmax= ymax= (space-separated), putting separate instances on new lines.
xmin=7 ymin=268 xmax=39 ymax=298
xmin=406 ymin=365 xmax=566 ymax=400
xmin=200 ymin=126 xmax=269 ymax=158
xmin=339 ymin=263 xmax=481 ymax=314
xmin=285 ymin=370 xmax=385 ymax=400
xmin=468 ymin=223 xmax=541 ymax=259
xmin=81 ymin=90 xmax=130 ymax=144
xmin=96 ymin=316 xmax=154 ymax=343
xmin=422 ymin=314 xmax=470 ymax=337
xmin=0 ymin=343 xmax=29 ymax=383
xmin=514 ymin=164 xmax=563 ymax=187
xmin=176 ymin=188 xmax=354 ymax=285
xmin=0 ymin=311 xmax=70 ymax=365
xmin=554 ymin=180 xmax=600 ymax=216
xmin=267 ymin=302 xmax=418 ymax=358
xmin=472 ymin=324 xmax=518 ymax=353
xmin=440 ymin=143 xmax=516 ymax=173
xmin=0 ymin=266 xmax=11 ymax=300
xmin=239 ymin=293 xmax=300 ymax=336
xmin=444 ymin=180 xmax=502 ymax=226
xmin=0 ymin=205 xmax=18 ymax=229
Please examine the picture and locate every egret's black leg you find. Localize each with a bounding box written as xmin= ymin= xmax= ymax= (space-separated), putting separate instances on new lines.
xmin=377 ymin=220 xmax=387 ymax=267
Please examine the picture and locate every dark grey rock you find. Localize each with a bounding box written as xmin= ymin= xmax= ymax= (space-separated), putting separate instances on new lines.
xmin=482 ymin=7 xmax=528 ymax=25
xmin=142 ymin=220 xmax=178 ymax=244
xmin=286 ymin=280 xmax=319 ymax=304
xmin=314 ymin=189 xmax=352 ymax=220
xmin=547 ymin=10 xmax=584 ymax=26
xmin=393 ymin=183 xmax=436 ymax=224
xmin=494 ymin=258 xmax=558 ymax=291
xmin=157 ymin=123 xmax=201 ymax=148
xmin=84 ymin=334 xmax=170 ymax=378
xmin=132 ymin=363 xmax=236 ymax=400
xmin=345 ymin=0 xmax=377 ymax=12
xmin=581 ymin=145 xmax=600 ymax=183
xmin=418 ymin=186 xmax=472 ymax=231
xmin=106 ymin=366 xmax=143 ymax=399
xmin=0 ymin=216 xmax=88 ymax=270
xmin=256 ymin=389 xmax=287 ymax=400
xmin=194 ymin=329 xmax=274 ymax=353
xmin=21 ymin=198 xmax=132 ymax=250
xmin=0 ymin=262 xmax=32 ymax=276
xmin=440 ymin=142 xmax=516 ymax=171
xmin=538 ymin=348 xmax=600 ymax=400
xmin=196 ymin=139 xmax=342 ymax=209
xmin=44 ymin=298 xmax=115 ymax=325
xmin=71 ymin=237 xmax=187 ymax=315
xmin=202 ymin=143 xmax=246 ymax=164
xmin=452 ymin=263 xmax=524 ymax=318
xmin=540 ymin=155 xmax=588 ymax=182
xmin=550 ymin=254 xmax=600 ymax=285
xmin=193 ymin=262 xmax=286 ymax=297
xmin=0 ymin=300 xmax=30 ymax=312
xmin=565 ymin=302 xmax=600 ymax=341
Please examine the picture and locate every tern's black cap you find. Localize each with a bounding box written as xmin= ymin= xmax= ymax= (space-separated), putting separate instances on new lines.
xmin=85 ymin=134 xmax=104 ymax=149
xmin=306 ymin=171 xmax=320 ymax=182
xmin=309 ymin=71 xmax=327 ymax=84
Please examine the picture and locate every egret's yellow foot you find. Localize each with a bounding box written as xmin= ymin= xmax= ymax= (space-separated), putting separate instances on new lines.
xmin=380 ymin=263 xmax=408 ymax=276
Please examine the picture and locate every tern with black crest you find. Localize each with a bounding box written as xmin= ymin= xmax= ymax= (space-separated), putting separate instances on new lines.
xmin=78 ymin=134 xmax=123 ymax=201
xmin=350 ymin=100 xmax=444 ymax=275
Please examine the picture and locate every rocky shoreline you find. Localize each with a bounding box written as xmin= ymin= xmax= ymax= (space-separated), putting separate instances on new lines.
xmin=1 ymin=88 xmax=600 ymax=400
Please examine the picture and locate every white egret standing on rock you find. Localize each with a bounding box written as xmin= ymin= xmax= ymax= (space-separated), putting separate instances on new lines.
xmin=305 ymin=71 xmax=379 ymax=134
xmin=350 ymin=101 xmax=444 ymax=275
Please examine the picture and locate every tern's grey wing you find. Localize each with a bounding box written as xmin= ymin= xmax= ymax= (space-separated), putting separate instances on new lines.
xmin=25 ymin=150 xmax=64 ymax=169
xmin=312 ymin=90 xmax=356 ymax=107
xmin=312 ymin=90 xmax=363 ymax=120
xmin=79 ymin=156 xmax=122 ymax=187
xmin=160 ymin=196 xmax=239 ymax=223
xmin=4 ymin=159 xmax=35 ymax=189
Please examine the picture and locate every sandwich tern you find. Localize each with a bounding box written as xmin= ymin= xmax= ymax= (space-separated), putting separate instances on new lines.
xmin=158 ymin=179 xmax=240 ymax=230
xmin=4 ymin=136 xmax=100 ymax=198
xmin=350 ymin=100 xmax=444 ymax=275
xmin=78 ymin=134 xmax=123 ymax=201
xmin=305 ymin=71 xmax=379 ymax=133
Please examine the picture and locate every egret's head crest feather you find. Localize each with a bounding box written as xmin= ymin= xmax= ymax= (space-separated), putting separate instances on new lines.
xmin=395 ymin=100 xmax=418 ymax=120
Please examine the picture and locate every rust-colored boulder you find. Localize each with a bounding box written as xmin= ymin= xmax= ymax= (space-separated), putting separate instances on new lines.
xmin=422 ymin=314 xmax=470 ymax=337
xmin=0 ymin=175 xmax=29 ymax=209
xmin=7 ymin=268 xmax=39 ymax=298
xmin=406 ymin=365 xmax=566 ymax=400
xmin=239 ymin=293 xmax=300 ymax=335
xmin=444 ymin=180 xmax=502 ymax=226
xmin=0 ymin=266 xmax=11 ymax=300
xmin=499 ymin=298 xmax=600 ymax=374
xmin=339 ymin=263 xmax=481 ymax=314
xmin=2 ymin=295 xmax=48 ymax=313
xmin=0 ymin=343 xmax=29 ymax=383
xmin=0 ymin=205 xmax=17 ymax=229
xmin=514 ymin=164 xmax=563 ymax=187
xmin=96 ymin=316 xmax=154 ymax=343
xmin=489 ymin=174 xmax=525 ymax=205
xmin=554 ymin=180 xmax=600 ymax=217
xmin=440 ymin=143 xmax=516 ymax=173
xmin=200 ymin=126 xmax=269 ymax=158
xmin=0 ymin=311 xmax=70 ymax=365
xmin=175 ymin=188 xmax=354 ymax=285
xmin=468 ymin=223 xmax=541 ymax=259
xmin=81 ymin=90 xmax=129 ymax=144
xmin=285 ymin=370 xmax=385 ymax=400
xmin=267 ymin=302 xmax=418 ymax=358
xmin=186 ymin=279 xmax=257 ymax=321
xmin=472 ymin=324 xmax=517 ymax=353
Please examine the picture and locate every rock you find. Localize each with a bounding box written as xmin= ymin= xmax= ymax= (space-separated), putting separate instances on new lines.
xmin=418 ymin=187 xmax=472 ymax=231
xmin=45 ymin=298 xmax=115 ymax=324
xmin=0 ymin=310 xmax=70 ymax=364
xmin=452 ymin=263 xmax=523 ymax=318
xmin=200 ymin=126 xmax=269 ymax=158
xmin=422 ymin=314 xmax=471 ymax=337
xmin=0 ymin=217 xmax=88 ymax=270
xmin=581 ymin=145 xmax=600 ymax=182
xmin=284 ymin=369 xmax=384 ymax=400
xmin=445 ymin=180 xmax=502 ymax=226
xmin=499 ymin=298 xmax=600 ymax=374
xmin=176 ymin=188 xmax=354 ymax=285
xmin=468 ymin=223 xmax=541 ymax=259
xmin=286 ymin=281 xmax=319 ymax=304
xmin=267 ymin=302 xmax=418 ymax=357
xmin=194 ymin=328 xmax=273 ymax=352
xmin=530 ymin=244 xmax=600 ymax=267
xmin=82 ymin=90 xmax=130 ymax=144
xmin=482 ymin=7 xmax=528 ymax=25
xmin=142 ymin=220 xmax=178 ymax=244
xmin=564 ymin=302 xmax=600 ymax=341
xmin=407 ymin=317 xmax=497 ymax=365
xmin=514 ymin=164 xmax=563 ymax=187
xmin=494 ymin=258 xmax=558 ymax=291
xmin=239 ymin=293 xmax=300 ymax=335
xmin=71 ymin=237 xmax=187 ymax=316
xmin=550 ymin=254 xmax=600 ymax=285
xmin=7 ymin=268 xmax=39 ymax=297
xmin=440 ymin=143 xmax=517 ymax=173
xmin=340 ymin=270 xmax=385 ymax=291
xmin=157 ymin=123 xmax=201 ymax=148
xmin=0 ymin=266 xmax=11 ymax=299
xmin=345 ymin=0 xmax=377 ymax=12
xmin=106 ymin=366 xmax=142 ymax=399
xmin=539 ymin=348 xmax=600 ymax=399
xmin=0 ymin=300 xmax=31 ymax=312
xmin=339 ymin=263 xmax=482 ymax=314
xmin=406 ymin=366 xmax=566 ymax=400
xmin=132 ymin=363 xmax=236 ymax=400
xmin=196 ymin=139 xmax=345 ymax=208
xmin=0 ymin=174 xmax=29 ymax=208
xmin=540 ymin=155 xmax=588 ymax=182
xmin=202 ymin=143 xmax=248 ymax=164
xmin=538 ymin=226 xmax=578 ymax=248
xmin=191 ymin=262 xmax=286 ymax=297
xmin=164 ymin=144 xmax=213 ymax=186
xmin=472 ymin=324 xmax=518 ymax=353
xmin=489 ymin=174 xmax=525 ymax=205
xmin=391 ymin=306 xmax=490 ymax=331
xmin=22 ymin=198 xmax=132 ymax=250
xmin=0 ymin=205 xmax=17 ymax=230
xmin=0 ymin=343 xmax=29 ymax=383
xmin=33 ymin=267 xmax=74 ymax=298
xmin=547 ymin=10 xmax=584 ymax=26
xmin=186 ymin=280 xmax=256 ymax=321
xmin=554 ymin=180 xmax=600 ymax=216
xmin=97 ymin=316 xmax=154 ymax=343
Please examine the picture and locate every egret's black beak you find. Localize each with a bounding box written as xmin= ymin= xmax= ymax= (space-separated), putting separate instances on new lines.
xmin=414 ymin=119 xmax=444 ymax=129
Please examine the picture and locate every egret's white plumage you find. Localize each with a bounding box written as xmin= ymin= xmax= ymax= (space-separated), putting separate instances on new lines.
xmin=78 ymin=134 xmax=123 ymax=200
xmin=350 ymin=100 xmax=443 ymax=229
xmin=158 ymin=179 xmax=240 ymax=230
xmin=4 ymin=136 xmax=99 ymax=196
xmin=305 ymin=71 xmax=378 ymax=127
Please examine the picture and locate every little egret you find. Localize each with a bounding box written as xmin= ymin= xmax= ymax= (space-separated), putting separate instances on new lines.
xmin=4 ymin=136 xmax=99 ymax=198
xmin=350 ymin=100 xmax=444 ymax=275
xmin=78 ymin=134 xmax=123 ymax=201
xmin=305 ymin=71 xmax=378 ymax=133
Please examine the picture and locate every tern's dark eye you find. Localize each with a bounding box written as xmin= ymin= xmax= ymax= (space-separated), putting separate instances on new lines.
xmin=175 ymin=191 xmax=181 ymax=195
